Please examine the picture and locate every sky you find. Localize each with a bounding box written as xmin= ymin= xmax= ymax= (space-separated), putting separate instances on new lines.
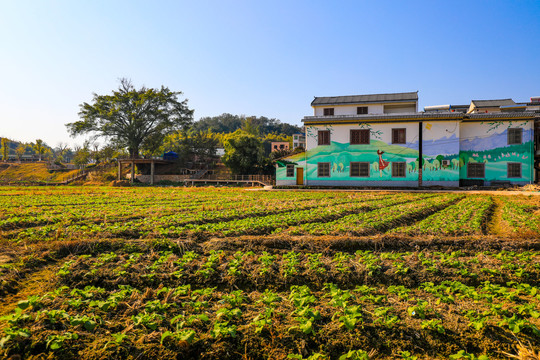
xmin=1 ymin=0 xmax=539 ymax=148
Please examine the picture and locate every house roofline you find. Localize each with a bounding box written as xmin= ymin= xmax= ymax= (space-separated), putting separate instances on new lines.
xmin=302 ymin=112 xmax=539 ymax=125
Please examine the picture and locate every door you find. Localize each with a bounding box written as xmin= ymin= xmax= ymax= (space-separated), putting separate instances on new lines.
xmin=296 ymin=167 xmax=304 ymax=185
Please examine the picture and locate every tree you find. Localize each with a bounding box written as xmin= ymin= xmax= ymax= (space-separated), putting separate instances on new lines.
xmin=66 ymin=78 xmax=194 ymax=158
xmin=54 ymin=142 xmax=70 ymax=162
xmin=33 ymin=139 xmax=46 ymax=161
xmin=97 ymin=144 xmax=119 ymax=163
xmin=15 ymin=143 xmax=27 ymax=162
xmin=222 ymin=130 xmax=264 ymax=174
xmin=194 ymin=113 xmax=244 ymax=134
xmin=241 ymin=117 xmax=260 ymax=136
xmin=0 ymin=138 xmax=9 ymax=162
xmin=193 ymin=113 xmax=301 ymax=136
xmin=73 ymin=143 xmax=91 ymax=167
xmin=436 ymin=155 xmax=445 ymax=170
xmin=92 ymin=143 xmax=101 ymax=163
xmin=162 ymin=129 xmax=219 ymax=168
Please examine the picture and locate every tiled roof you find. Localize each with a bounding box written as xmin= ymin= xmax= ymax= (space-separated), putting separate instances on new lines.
xmin=311 ymin=92 xmax=418 ymax=106
xmin=303 ymin=112 xmax=462 ymax=123
xmin=466 ymin=112 xmax=537 ymax=120
xmin=302 ymin=111 xmax=539 ymax=124
xmin=470 ymin=99 xmax=516 ymax=108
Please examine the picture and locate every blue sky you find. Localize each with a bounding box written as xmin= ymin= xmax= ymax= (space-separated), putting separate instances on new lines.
xmin=1 ymin=0 xmax=539 ymax=147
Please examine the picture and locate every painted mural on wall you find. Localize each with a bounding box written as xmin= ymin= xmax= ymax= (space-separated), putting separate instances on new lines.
xmin=421 ymin=122 xmax=460 ymax=183
xmin=276 ymin=120 xmax=533 ymax=184
xmin=459 ymin=121 xmax=533 ymax=182
xmin=301 ymin=123 xmax=459 ymax=183
xmin=275 ymin=152 xmax=306 ymax=180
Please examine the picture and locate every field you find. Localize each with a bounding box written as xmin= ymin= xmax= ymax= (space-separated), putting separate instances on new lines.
xmin=0 ymin=187 xmax=539 ymax=360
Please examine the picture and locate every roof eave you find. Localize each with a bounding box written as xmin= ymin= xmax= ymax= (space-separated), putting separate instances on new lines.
xmin=302 ymin=112 xmax=539 ymax=124
xmin=311 ymin=99 xmax=418 ymax=107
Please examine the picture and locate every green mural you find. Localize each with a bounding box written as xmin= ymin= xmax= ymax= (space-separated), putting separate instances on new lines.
xmin=276 ymin=122 xmax=534 ymax=185
xmin=300 ymin=140 xmax=458 ymax=182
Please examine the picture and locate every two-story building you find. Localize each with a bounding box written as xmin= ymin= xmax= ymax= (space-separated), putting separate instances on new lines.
xmin=276 ymin=92 xmax=539 ymax=187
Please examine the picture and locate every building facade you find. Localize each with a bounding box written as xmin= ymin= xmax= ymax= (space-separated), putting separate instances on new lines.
xmin=276 ymin=92 xmax=539 ymax=187
xmin=271 ymin=141 xmax=290 ymax=152
xmin=292 ymin=133 xmax=306 ymax=149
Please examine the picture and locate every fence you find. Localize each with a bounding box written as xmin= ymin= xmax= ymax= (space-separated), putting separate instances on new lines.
xmin=57 ymin=162 xmax=117 ymax=184
xmin=202 ymin=174 xmax=275 ymax=185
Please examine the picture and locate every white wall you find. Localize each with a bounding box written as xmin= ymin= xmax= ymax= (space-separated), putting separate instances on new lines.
xmin=383 ymin=104 xmax=417 ymax=114
xmin=313 ymin=104 xmax=384 ymax=116
xmin=313 ymin=103 xmax=418 ymax=116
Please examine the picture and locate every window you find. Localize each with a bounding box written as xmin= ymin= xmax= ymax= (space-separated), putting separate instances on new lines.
xmin=318 ymin=130 xmax=330 ymax=145
xmin=350 ymin=162 xmax=370 ymax=177
xmin=318 ymin=162 xmax=330 ymax=177
xmin=392 ymin=162 xmax=406 ymax=177
xmin=507 ymin=163 xmax=521 ymax=178
xmin=508 ymin=128 xmax=523 ymax=145
xmin=467 ymin=163 xmax=485 ymax=178
xmin=357 ymin=106 xmax=368 ymax=115
xmin=350 ymin=129 xmax=370 ymax=145
xmin=323 ymin=108 xmax=334 ymax=116
xmin=392 ymin=128 xmax=406 ymax=144
xmin=286 ymin=164 xmax=295 ymax=177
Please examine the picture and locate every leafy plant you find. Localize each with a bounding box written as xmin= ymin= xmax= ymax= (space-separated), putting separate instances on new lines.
xmin=46 ymin=332 xmax=79 ymax=350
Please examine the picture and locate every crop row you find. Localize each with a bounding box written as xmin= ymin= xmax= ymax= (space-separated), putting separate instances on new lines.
xmin=286 ymin=194 xmax=461 ymax=236
xmin=53 ymin=249 xmax=540 ymax=294
xmin=1 ymin=193 xmax=348 ymax=232
xmin=2 ymin=188 xmax=539 ymax=242
xmin=392 ymin=195 xmax=493 ymax=235
xmin=499 ymin=196 xmax=540 ymax=234
xmin=3 ymin=193 xmax=419 ymax=241
xmin=5 ymin=196 xmax=384 ymax=241
xmin=0 ymin=187 xmax=344 ymax=220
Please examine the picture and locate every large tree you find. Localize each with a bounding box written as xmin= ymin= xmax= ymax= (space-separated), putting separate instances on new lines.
xmin=66 ymin=78 xmax=194 ymax=158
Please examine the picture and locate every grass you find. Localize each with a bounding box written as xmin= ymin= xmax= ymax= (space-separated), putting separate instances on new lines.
xmin=0 ymin=163 xmax=79 ymax=183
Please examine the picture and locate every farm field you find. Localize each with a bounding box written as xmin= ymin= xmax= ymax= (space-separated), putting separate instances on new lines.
xmin=0 ymin=186 xmax=539 ymax=359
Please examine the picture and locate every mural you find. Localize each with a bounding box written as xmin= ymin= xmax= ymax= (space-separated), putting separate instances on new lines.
xmin=275 ymin=152 xmax=306 ymax=183
xmin=276 ymin=121 xmax=534 ymax=186
xmin=459 ymin=122 xmax=533 ymax=183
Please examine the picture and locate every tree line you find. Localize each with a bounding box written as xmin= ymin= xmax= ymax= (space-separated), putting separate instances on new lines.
xmin=0 ymin=138 xmax=60 ymax=162
xmin=65 ymin=79 xmax=302 ymax=174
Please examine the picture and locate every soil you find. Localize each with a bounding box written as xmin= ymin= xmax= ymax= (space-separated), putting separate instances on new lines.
xmin=0 ymin=264 xmax=57 ymax=329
